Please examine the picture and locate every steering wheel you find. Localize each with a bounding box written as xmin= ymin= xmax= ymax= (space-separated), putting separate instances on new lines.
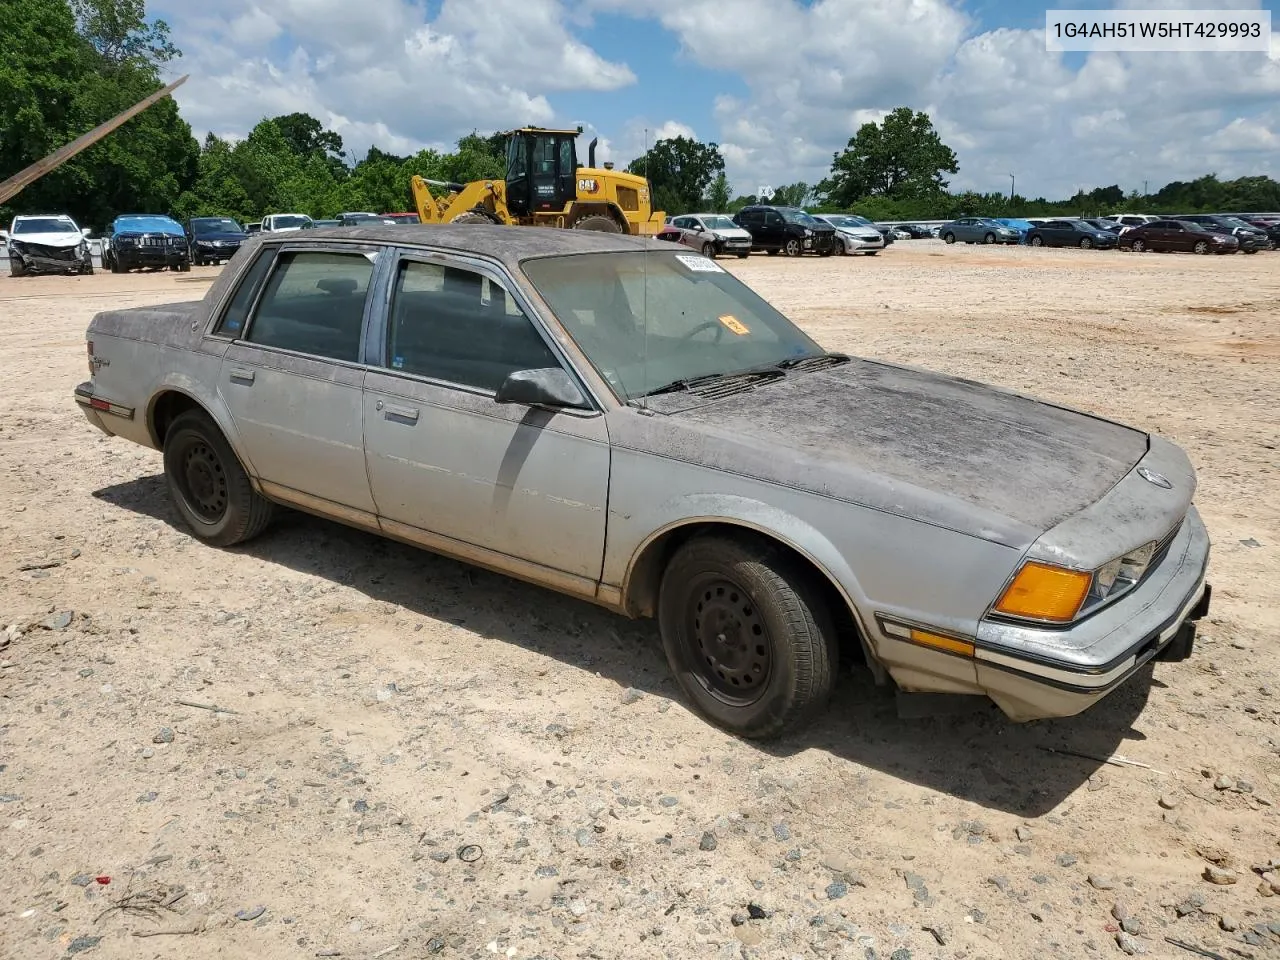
xmin=680 ymin=320 xmax=726 ymax=343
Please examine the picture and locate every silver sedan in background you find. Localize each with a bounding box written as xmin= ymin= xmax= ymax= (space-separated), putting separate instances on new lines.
xmin=813 ymin=214 xmax=886 ymax=255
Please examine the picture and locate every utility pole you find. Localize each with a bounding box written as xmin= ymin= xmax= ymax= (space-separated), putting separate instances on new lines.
xmin=1143 ymin=179 xmax=1148 ymax=197
xmin=1009 ymin=173 xmax=1015 ymax=202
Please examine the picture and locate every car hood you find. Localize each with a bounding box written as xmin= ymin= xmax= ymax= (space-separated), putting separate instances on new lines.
xmin=610 ymin=357 xmax=1150 ymax=548
xmin=191 ymin=231 xmax=248 ymax=242
xmin=9 ymin=230 xmax=83 ymax=248
xmin=711 ymin=227 xmax=752 ymax=240
xmin=836 ymin=227 xmax=882 ymax=240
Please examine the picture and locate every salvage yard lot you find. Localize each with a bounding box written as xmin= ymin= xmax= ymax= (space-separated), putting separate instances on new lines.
xmin=1 ymin=240 xmax=1277 ymax=960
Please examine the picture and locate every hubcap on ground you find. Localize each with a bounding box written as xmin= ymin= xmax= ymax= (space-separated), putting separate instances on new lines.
xmin=182 ymin=440 xmax=228 ymax=520
xmin=685 ymin=576 xmax=771 ymax=705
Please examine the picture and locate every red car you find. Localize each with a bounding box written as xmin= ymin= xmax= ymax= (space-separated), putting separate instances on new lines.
xmin=1117 ymin=219 xmax=1239 ymax=255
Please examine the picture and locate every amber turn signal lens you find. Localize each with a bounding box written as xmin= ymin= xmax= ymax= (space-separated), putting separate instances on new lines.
xmin=995 ymin=561 xmax=1093 ymax=622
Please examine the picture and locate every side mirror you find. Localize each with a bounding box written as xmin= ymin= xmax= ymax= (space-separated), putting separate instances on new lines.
xmin=495 ymin=368 xmax=587 ymax=409
xmin=692 ymin=223 xmax=704 ymax=232
xmin=81 ymin=227 xmax=93 ymax=237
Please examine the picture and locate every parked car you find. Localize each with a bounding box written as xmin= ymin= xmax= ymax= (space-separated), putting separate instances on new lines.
xmin=382 ymin=212 xmax=421 ymax=225
xmin=337 ymin=212 xmax=388 ymax=227
xmin=1100 ymin=214 xmax=1158 ymax=234
xmin=1081 ymin=218 xmax=1124 ymax=235
xmin=840 ymin=214 xmax=895 ymax=245
xmin=74 ymin=224 xmax=1212 ymax=738
xmin=1026 ymin=219 xmax=1118 ymax=249
xmin=993 ymin=218 xmax=1036 ymax=243
xmin=101 ymin=214 xmax=190 ymax=273
xmin=896 ymin=223 xmax=935 ymax=239
xmin=185 ymin=216 xmax=249 ymax=266
xmin=246 ymin=222 xmax=262 ymax=234
xmin=6 ymin=213 xmax=93 ymax=276
xmin=304 ymin=219 xmax=341 ymax=229
xmin=731 ymin=205 xmax=838 ymax=257
xmin=260 ymin=213 xmax=313 ymax=233
xmin=812 ymin=214 xmax=885 ymax=255
xmin=938 ymin=217 xmax=1020 ymax=245
xmin=657 ymin=213 xmax=754 ymax=258
xmin=1170 ymin=214 xmax=1268 ymax=254
xmin=1117 ymin=219 xmax=1239 ymax=254
xmin=1233 ymin=213 xmax=1280 ymax=246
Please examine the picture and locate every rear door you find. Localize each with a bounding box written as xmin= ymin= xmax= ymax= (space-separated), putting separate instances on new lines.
xmin=1043 ymin=221 xmax=1072 ymax=246
xmin=762 ymin=209 xmax=785 ymax=247
xmin=215 ymin=242 xmax=382 ymax=518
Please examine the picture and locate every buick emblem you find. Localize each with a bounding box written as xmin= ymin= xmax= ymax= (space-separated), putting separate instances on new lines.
xmin=1137 ymin=467 xmax=1172 ymax=489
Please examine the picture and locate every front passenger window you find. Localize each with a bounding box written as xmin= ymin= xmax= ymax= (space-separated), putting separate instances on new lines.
xmin=386 ymin=260 xmax=562 ymax=393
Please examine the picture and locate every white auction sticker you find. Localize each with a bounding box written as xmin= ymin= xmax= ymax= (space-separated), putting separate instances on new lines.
xmin=1046 ymin=8 xmax=1271 ymax=52
xmin=675 ymin=254 xmax=725 ymax=273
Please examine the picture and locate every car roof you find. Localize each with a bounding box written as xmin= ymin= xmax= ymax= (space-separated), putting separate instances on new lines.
xmin=258 ymin=222 xmax=654 ymax=264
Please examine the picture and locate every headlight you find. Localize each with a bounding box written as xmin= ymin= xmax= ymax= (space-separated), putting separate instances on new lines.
xmin=994 ymin=561 xmax=1093 ymax=622
xmin=1091 ymin=541 xmax=1156 ymax=601
xmin=803 ymin=228 xmax=812 ymax=237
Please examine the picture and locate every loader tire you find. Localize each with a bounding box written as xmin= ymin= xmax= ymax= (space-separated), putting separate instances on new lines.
xmin=451 ymin=211 xmax=491 ymax=224
xmin=573 ymin=214 xmax=623 ymax=233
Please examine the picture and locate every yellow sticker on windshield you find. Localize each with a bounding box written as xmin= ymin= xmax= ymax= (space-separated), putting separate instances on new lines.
xmin=719 ymin=314 xmax=749 ymax=335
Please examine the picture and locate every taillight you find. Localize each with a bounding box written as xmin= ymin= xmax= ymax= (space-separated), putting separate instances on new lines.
xmin=87 ymin=340 xmax=94 ymax=377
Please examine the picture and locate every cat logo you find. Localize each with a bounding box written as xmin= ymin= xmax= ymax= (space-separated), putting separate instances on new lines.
xmin=577 ymin=178 xmax=599 ymax=193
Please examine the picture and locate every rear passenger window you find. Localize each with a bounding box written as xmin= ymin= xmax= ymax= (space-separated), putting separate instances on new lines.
xmin=386 ymin=260 xmax=560 ymax=392
xmin=244 ymin=251 xmax=374 ymax=362
xmin=215 ymin=248 xmax=274 ymax=336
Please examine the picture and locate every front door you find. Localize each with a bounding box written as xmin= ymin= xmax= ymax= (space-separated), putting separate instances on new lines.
xmin=362 ymin=252 xmax=610 ymax=585
xmin=217 ymin=245 xmax=380 ymax=517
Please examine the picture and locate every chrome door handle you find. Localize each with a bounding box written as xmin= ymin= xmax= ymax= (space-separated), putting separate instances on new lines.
xmin=384 ymin=403 xmax=419 ymax=423
xmin=229 ymin=368 xmax=255 ymax=385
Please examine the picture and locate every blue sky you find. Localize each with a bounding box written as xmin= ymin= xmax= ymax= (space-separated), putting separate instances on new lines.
xmin=152 ymin=0 xmax=1280 ymax=200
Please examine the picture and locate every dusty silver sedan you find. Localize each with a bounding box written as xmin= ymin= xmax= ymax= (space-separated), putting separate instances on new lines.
xmin=74 ymin=225 xmax=1211 ymax=739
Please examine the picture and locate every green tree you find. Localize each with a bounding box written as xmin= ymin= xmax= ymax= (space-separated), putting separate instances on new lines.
xmin=817 ymin=107 xmax=958 ymax=207
xmin=69 ymin=0 xmax=177 ymax=70
xmin=771 ymin=182 xmax=811 ymax=207
xmin=627 ymin=135 xmax=725 ymax=213
xmin=705 ymin=172 xmax=731 ymax=211
xmin=272 ymin=112 xmax=345 ymax=163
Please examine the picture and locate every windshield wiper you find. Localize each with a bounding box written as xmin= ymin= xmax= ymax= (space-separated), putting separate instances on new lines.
xmin=639 ymin=367 xmax=786 ymax=399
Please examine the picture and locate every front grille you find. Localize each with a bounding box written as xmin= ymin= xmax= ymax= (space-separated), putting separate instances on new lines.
xmin=26 ymin=243 xmax=78 ymax=260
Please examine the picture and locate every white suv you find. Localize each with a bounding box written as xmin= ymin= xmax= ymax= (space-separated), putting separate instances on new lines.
xmin=260 ymin=213 xmax=313 ymax=233
xmin=1101 ymin=214 xmax=1158 ymax=234
xmin=7 ymin=214 xmax=94 ymax=277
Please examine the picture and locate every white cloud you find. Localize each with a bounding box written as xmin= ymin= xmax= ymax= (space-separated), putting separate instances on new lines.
xmin=153 ymin=0 xmax=634 ymax=157
xmin=152 ymin=0 xmax=1280 ymax=199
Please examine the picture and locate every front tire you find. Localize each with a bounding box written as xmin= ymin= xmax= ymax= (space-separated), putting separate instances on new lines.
xmin=9 ymin=259 xmax=26 ymax=277
xmin=783 ymin=238 xmax=802 ymax=257
xmin=1030 ymin=235 xmax=1044 ymax=247
xmin=701 ymin=242 xmax=715 ymax=258
xmin=163 ymin=409 xmax=274 ymax=547
xmin=573 ymin=214 xmax=623 ymax=233
xmin=1193 ymin=240 xmax=1210 ymax=255
xmin=657 ymin=532 xmax=837 ymax=740
xmin=983 ymin=232 xmax=996 ymax=244
xmin=1080 ymin=237 xmax=1093 ymax=249
xmin=1131 ymin=239 xmax=1146 ymax=252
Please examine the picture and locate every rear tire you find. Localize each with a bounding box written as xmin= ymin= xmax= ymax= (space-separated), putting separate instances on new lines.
xmin=163 ymin=409 xmax=274 ymax=547
xmin=657 ymin=532 xmax=837 ymax=740
xmin=573 ymin=214 xmax=623 ymax=233
xmin=737 ymin=252 xmax=749 ymax=258
xmin=766 ymin=249 xmax=779 ymax=256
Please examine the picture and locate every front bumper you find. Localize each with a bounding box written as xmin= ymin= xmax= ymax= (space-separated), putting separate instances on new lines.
xmin=194 ymin=241 xmax=241 ymax=259
xmin=975 ymin=505 xmax=1210 ymax=721
xmin=11 ymin=247 xmax=90 ymax=273
xmin=117 ymin=244 xmax=188 ymax=266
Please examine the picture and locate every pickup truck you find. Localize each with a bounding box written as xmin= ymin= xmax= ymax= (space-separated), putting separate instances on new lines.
xmin=74 ymin=224 xmax=1212 ymax=739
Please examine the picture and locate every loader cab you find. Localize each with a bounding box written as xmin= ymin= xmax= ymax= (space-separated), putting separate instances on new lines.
xmin=505 ymin=128 xmax=579 ymax=218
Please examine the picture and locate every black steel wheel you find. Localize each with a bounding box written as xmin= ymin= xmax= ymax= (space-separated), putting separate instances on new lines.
xmin=658 ymin=532 xmax=837 ymax=739
xmin=163 ymin=409 xmax=273 ymax=546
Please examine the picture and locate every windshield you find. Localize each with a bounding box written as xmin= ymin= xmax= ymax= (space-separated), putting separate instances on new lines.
xmin=192 ymin=217 xmax=243 ymax=234
xmin=13 ymin=217 xmax=77 ymax=234
xmin=822 ymin=216 xmax=865 ymax=228
xmin=1219 ymin=217 xmax=1253 ymax=230
xmin=778 ymin=209 xmax=820 ymax=226
xmin=1180 ymin=221 xmax=1209 ymax=232
xmin=522 ymin=251 xmax=823 ymax=401
xmin=115 ymin=216 xmax=182 ymax=234
xmin=701 ymin=215 xmax=737 ymax=230
xmin=273 ymin=215 xmax=311 ymax=228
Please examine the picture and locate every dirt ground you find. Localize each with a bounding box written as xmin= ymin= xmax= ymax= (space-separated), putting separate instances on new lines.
xmin=1 ymin=240 xmax=1278 ymax=960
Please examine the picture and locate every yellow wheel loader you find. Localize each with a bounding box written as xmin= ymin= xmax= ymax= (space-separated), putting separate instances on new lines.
xmin=409 ymin=126 xmax=666 ymax=235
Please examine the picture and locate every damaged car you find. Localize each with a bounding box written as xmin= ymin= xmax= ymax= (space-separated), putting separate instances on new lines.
xmin=74 ymin=225 xmax=1212 ymax=739
xmin=7 ymin=214 xmax=94 ymax=277
xmin=102 ymin=214 xmax=191 ymax=273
